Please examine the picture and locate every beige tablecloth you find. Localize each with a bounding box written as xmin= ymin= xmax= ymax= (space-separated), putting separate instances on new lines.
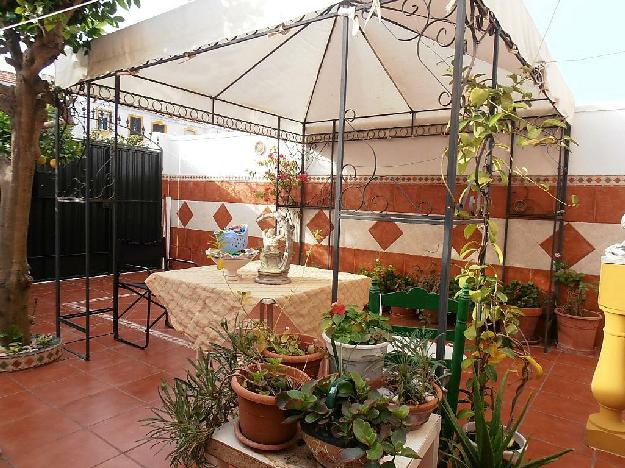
xmin=145 ymin=261 xmax=371 ymax=349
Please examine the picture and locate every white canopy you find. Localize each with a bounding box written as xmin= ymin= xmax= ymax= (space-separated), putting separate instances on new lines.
xmin=56 ymin=0 xmax=574 ymax=137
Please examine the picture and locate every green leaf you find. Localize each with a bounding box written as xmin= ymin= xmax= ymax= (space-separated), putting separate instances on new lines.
xmin=469 ymin=87 xmax=489 ymax=107
xmin=464 ymin=224 xmax=477 ymax=239
xmin=366 ymin=441 xmax=383 ymax=460
xmin=399 ymin=446 xmax=419 ymax=459
xmin=390 ymin=429 xmax=406 ymax=447
xmin=542 ymin=118 xmax=567 ymax=129
xmin=492 ymin=243 xmax=504 ymax=264
xmin=353 ymin=419 xmax=376 ymax=447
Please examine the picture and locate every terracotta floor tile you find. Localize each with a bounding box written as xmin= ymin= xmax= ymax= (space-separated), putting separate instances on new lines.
xmin=520 ymin=410 xmax=591 ymax=455
xmin=88 ymin=359 xmax=160 ymax=387
xmin=95 ymin=454 xmax=142 ymax=468
xmin=0 ymin=375 xmax=23 ymax=398
xmin=556 ymin=352 xmax=599 ymax=370
xmin=549 ymin=362 xmax=596 ymax=385
xmin=9 ymin=358 xmax=78 ymax=389
xmin=90 ymin=405 xmax=153 ymax=452
xmin=30 ymin=370 xmax=112 ymax=407
xmin=541 ymin=372 xmax=595 ymax=404
xmin=68 ymin=348 xmax=134 ymax=372
xmin=523 ymin=438 xmax=575 ymax=465
xmin=126 ymin=441 xmax=173 ymax=468
xmin=8 ymin=429 xmax=120 ymax=468
xmin=531 ymin=391 xmax=598 ymax=425
xmin=118 ymin=372 xmax=172 ymax=404
xmin=596 ymin=449 xmax=625 ymax=467
xmin=61 ymin=388 xmax=143 ymax=426
xmin=0 ymin=407 xmax=81 ymax=461
xmin=0 ymin=391 xmax=50 ymax=423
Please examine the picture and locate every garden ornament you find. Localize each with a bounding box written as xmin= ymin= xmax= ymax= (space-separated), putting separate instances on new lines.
xmin=255 ymin=209 xmax=295 ymax=284
xmin=603 ymin=213 xmax=625 ymax=264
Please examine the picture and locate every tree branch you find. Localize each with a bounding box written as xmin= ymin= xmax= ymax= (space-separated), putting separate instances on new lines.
xmin=3 ymin=29 xmax=23 ymax=71
xmin=0 ymin=83 xmax=16 ymax=116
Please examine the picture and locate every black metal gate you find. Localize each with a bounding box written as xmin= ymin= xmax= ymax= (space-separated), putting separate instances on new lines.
xmin=28 ymin=142 xmax=162 ymax=281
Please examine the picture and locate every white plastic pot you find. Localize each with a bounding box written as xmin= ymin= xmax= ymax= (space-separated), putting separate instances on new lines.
xmin=463 ymin=422 xmax=527 ymax=463
xmin=322 ymin=332 xmax=389 ymax=380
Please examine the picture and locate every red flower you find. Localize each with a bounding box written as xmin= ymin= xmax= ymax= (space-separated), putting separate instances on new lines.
xmin=331 ymin=303 xmax=346 ymax=315
xmin=298 ymin=173 xmax=309 ymax=183
xmin=277 ymin=172 xmax=288 ymax=180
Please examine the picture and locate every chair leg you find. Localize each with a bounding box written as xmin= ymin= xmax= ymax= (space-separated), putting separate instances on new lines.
xmin=144 ymin=291 xmax=152 ymax=348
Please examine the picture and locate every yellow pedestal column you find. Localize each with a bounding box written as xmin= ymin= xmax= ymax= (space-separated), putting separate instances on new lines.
xmin=586 ymin=262 xmax=625 ymax=456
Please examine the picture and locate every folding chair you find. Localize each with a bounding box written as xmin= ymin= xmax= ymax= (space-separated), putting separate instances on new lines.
xmin=114 ymin=238 xmax=197 ymax=349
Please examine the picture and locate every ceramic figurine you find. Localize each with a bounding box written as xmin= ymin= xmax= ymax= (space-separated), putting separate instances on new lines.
xmin=256 ymin=210 xmax=295 ymax=284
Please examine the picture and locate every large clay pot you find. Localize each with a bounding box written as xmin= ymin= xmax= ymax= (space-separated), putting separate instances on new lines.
xmin=262 ymin=334 xmax=325 ymax=378
xmin=231 ymin=363 xmax=310 ymax=450
xmin=516 ymin=307 xmax=543 ymax=342
xmin=463 ymin=422 xmax=527 ymax=463
xmin=322 ymin=332 xmax=389 ymax=381
xmin=555 ymin=308 xmax=602 ymax=354
xmin=301 ymin=424 xmax=366 ymax=468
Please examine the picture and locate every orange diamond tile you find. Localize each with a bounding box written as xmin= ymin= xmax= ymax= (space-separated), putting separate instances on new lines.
xmin=176 ymin=202 xmax=193 ymax=227
xmin=257 ymin=207 xmax=276 ymax=232
xmin=307 ymin=210 xmax=333 ymax=243
xmin=369 ymin=221 xmax=402 ymax=251
xmin=540 ymin=223 xmax=594 ymax=266
xmin=213 ymin=203 xmax=232 ymax=230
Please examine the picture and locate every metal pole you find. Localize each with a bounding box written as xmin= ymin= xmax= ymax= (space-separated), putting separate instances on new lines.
xmin=54 ymin=93 xmax=61 ymax=338
xmin=298 ymin=123 xmax=306 ymax=264
xmin=328 ymin=119 xmax=336 ymax=269
xmin=437 ymin=1 xmax=467 ymax=362
xmin=85 ymin=82 xmax=92 ymax=360
xmin=331 ymin=13 xmax=350 ymax=302
xmin=112 ymin=75 xmax=120 ymax=339
xmin=501 ymin=129 xmax=515 ymax=284
xmin=276 ymin=117 xmax=281 ymax=211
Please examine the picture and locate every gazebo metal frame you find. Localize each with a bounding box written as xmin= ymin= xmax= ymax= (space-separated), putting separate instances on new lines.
xmin=56 ymin=0 xmax=570 ymax=360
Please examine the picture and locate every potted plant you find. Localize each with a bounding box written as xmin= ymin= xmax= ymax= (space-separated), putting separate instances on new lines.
xmin=503 ymin=280 xmax=544 ymax=342
xmin=376 ymin=332 xmax=446 ymax=429
xmin=0 ymin=325 xmax=62 ymax=372
xmin=262 ymin=328 xmax=326 ymax=378
xmin=231 ymin=358 xmax=310 ymax=450
xmin=277 ymin=372 xmax=419 ymax=468
xmin=321 ymin=303 xmax=392 ymax=380
xmin=554 ymin=262 xmax=601 ymax=353
xmin=442 ymin=373 xmax=572 ymax=467
xmin=359 ymin=260 xmax=401 ymax=313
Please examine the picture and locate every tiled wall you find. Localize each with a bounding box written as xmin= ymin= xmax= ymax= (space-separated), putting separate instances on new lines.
xmin=163 ymin=176 xmax=625 ymax=294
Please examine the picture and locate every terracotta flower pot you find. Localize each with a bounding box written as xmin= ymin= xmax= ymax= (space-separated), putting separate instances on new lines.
xmin=231 ymin=363 xmax=310 ymax=450
xmin=301 ymin=424 xmax=366 ymax=468
xmin=516 ymin=307 xmax=543 ymax=341
xmin=368 ymin=377 xmax=442 ymax=430
xmin=555 ymin=308 xmax=602 ymax=354
xmin=262 ymin=334 xmax=325 ymax=378
xmin=406 ymin=383 xmax=443 ymax=429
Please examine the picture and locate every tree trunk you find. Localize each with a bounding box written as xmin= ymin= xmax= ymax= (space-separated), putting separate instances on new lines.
xmin=0 ymin=73 xmax=47 ymax=344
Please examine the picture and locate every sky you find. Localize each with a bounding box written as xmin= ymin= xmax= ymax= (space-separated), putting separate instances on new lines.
xmin=3 ymin=0 xmax=625 ymax=107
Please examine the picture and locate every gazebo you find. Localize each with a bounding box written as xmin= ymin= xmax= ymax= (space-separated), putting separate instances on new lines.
xmin=54 ymin=0 xmax=574 ymax=360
